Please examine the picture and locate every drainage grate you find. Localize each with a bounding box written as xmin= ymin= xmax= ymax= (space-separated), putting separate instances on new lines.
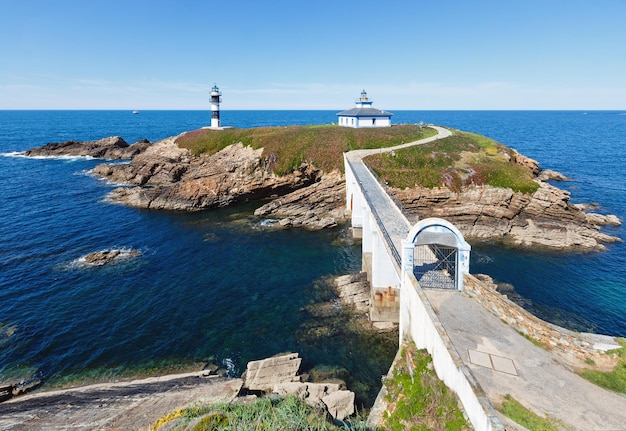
xmin=468 ymin=349 xmax=518 ymax=376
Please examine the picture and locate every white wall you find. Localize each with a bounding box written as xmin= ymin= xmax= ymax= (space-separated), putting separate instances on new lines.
xmin=400 ymin=271 xmax=504 ymax=431
xmin=357 ymin=116 xmax=391 ymax=128
xmin=338 ymin=116 xmax=391 ymax=128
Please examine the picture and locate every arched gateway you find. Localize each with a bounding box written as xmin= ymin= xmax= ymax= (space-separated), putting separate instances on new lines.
xmin=401 ymin=218 xmax=471 ymax=291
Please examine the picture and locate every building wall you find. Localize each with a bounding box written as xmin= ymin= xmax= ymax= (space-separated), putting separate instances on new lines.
xmin=338 ymin=116 xmax=392 ymax=128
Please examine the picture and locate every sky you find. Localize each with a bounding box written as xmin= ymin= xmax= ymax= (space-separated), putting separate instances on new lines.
xmin=1 ymin=0 xmax=625 ymax=110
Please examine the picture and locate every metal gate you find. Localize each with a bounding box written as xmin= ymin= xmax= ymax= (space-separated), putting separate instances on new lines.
xmin=414 ymin=244 xmax=457 ymax=289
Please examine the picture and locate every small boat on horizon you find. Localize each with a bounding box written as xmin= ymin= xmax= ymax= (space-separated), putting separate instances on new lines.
xmin=132 ymin=110 xmax=139 ymax=114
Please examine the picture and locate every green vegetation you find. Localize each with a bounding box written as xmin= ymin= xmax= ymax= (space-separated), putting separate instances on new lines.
xmin=175 ymin=124 xmax=435 ymax=175
xmin=517 ymin=330 xmax=548 ymax=349
xmin=382 ymin=343 xmax=469 ymax=431
xmin=579 ymin=338 xmax=626 ymax=394
xmin=150 ymin=394 xmax=367 ymax=431
xmin=499 ymin=394 xmax=561 ymax=431
xmin=365 ymin=131 xmax=540 ymax=194
xmin=177 ymin=125 xmax=539 ymax=194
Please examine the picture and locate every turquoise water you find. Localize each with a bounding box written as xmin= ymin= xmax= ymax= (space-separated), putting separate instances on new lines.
xmin=0 ymin=110 xmax=624 ymax=406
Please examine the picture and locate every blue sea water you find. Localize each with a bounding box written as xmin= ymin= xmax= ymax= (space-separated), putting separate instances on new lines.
xmin=0 ymin=110 xmax=624 ymax=404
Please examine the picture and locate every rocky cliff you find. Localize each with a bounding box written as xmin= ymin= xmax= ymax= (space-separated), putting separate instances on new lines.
xmin=393 ymin=180 xmax=620 ymax=250
xmin=91 ymin=137 xmax=324 ymax=211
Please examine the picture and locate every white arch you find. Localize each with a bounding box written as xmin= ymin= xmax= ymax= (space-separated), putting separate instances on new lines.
xmin=401 ymin=217 xmax=471 ymax=291
xmin=407 ymin=217 xmax=471 ymax=250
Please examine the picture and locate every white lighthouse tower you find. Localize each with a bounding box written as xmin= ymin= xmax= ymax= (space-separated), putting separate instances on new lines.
xmin=210 ymin=84 xmax=222 ymax=128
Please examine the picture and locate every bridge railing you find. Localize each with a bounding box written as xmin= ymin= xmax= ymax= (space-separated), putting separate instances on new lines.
xmin=346 ymin=158 xmax=403 ymax=266
xmin=360 ymin=161 xmax=419 ymax=226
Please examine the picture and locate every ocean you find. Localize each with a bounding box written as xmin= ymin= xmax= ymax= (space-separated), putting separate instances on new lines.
xmin=0 ymin=110 xmax=624 ymax=405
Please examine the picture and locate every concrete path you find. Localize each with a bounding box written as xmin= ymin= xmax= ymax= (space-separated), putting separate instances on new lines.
xmin=0 ymin=372 xmax=243 ymax=431
xmin=426 ymin=289 xmax=626 ymax=431
xmin=345 ymin=126 xmax=452 ymax=262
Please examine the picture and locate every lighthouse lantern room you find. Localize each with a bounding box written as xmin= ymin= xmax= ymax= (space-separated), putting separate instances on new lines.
xmin=210 ymin=84 xmax=222 ymax=128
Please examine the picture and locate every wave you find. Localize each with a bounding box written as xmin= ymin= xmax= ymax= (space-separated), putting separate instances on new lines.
xmin=257 ymin=218 xmax=279 ymax=228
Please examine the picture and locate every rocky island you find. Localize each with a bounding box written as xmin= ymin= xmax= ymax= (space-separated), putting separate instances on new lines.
xmin=25 ymin=125 xmax=621 ymax=249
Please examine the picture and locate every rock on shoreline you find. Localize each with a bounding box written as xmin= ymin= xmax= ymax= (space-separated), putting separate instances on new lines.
xmin=253 ymin=170 xmax=348 ymax=230
xmin=25 ymin=136 xmax=151 ymax=159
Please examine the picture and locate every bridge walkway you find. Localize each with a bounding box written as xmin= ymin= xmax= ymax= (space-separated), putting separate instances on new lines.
xmin=345 ymin=126 xmax=452 ymax=264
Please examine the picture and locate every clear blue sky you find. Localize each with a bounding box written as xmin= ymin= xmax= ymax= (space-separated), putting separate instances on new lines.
xmin=1 ymin=0 xmax=625 ymax=110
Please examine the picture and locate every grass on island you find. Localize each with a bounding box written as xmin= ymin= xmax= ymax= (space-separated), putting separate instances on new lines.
xmin=150 ymin=394 xmax=367 ymax=431
xmin=381 ymin=343 xmax=469 ymax=431
xmin=175 ymin=124 xmax=436 ymax=176
xmin=499 ymin=394 xmax=561 ymax=431
xmin=365 ymin=131 xmax=540 ymax=194
xmin=579 ymin=337 xmax=626 ymax=394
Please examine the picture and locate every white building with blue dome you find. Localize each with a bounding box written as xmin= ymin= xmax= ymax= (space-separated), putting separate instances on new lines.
xmin=337 ymin=90 xmax=393 ymax=128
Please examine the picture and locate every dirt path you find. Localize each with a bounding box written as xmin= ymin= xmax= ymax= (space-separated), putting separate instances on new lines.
xmin=0 ymin=372 xmax=243 ymax=431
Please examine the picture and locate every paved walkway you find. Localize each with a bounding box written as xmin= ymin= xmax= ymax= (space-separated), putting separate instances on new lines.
xmin=426 ymin=289 xmax=626 ymax=430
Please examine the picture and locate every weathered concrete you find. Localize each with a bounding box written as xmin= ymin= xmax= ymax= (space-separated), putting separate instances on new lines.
xmin=465 ymin=273 xmax=620 ymax=369
xmin=425 ymin=288 xmax=626 ymax=431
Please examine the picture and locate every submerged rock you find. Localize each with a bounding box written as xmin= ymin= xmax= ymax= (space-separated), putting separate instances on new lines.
xmin=333 ymin=272 xmax=370 ymax=313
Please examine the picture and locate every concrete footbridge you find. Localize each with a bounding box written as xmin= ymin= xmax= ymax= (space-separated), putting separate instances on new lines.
xmin=344 ymin=126 xmax=626 ymax=431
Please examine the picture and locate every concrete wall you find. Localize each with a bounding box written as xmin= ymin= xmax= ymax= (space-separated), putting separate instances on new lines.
xmin=400 ymin=271 xmax=504 ymax=431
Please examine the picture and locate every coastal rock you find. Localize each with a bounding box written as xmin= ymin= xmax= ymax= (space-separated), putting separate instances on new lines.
xmin=25 ymin=136 xmax=151 ymax=159
xmin=538 ymin=169 xmax=571 ymax=181
xmin=242 ymin=353 xmax=302 ymax=392
xmin=333 ymin=272 xmax=370 ymax=313
xmin=80 ymin=249 xmax=142 ymax=266
xmin=93 ymin=139 xmax=323 ymax=211
xmin=511 ymin=150 xmax=541 ymax=176
xmin=254 ymin=170 xmax=347 ymax=230
xmin=273 ymin=382 xmax=342 ymax=408
xmin=322 ymin=390 xmax=355 ymax=421
xmin=585 ymin=212 xmax=622 ymax=226
xmin=395 ymin=181 xmax=621 ymax=250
